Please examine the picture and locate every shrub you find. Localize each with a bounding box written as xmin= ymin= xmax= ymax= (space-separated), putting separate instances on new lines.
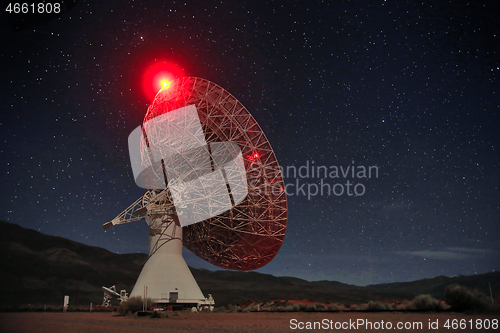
xmin=213 ymin=306 xmax=227 ymax=313
xmin=315 ymin=304 xmax=327 ymax=312
xmin=304 ymin=303 xmax=317 ymax=312
xmin=351 ymin=303 xmax=368 ymax=311
xmin=116 ymin=296 xmax=152 ymax=315
xmin=275 ymin=305 xmax=295 ymax=312
xmin=328 ymin=303 xmax=346 ymax=312
xmin=395 ymin=300 xmax=416 ymax=311
xmin=244 ymin=304 xmax=260 ymax=312
xmin=367 ymin=301 xmax=392 ymax=311
xmin=226 ymin=304 xmax=242 ymax=313
xmin=445 ymin=284 xmax=492 ymax=312
xmin=413 ymin=294 xmax=440 ymax=311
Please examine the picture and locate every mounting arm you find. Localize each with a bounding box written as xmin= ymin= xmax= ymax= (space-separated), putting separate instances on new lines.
xmin=102 ymin=189 xmax=174 ymax=229
xmin=102 ymin=194 xmax=147 ymax=229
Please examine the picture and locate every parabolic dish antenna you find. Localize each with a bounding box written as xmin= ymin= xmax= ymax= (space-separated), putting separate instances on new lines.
xmin=103 ymin=77 xmax=287 ymax=307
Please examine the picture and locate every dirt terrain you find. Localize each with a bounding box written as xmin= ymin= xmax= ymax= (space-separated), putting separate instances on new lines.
xmin=0 ymin=312 xmax=498 ymax=333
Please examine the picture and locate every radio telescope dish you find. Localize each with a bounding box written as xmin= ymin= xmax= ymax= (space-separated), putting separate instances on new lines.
xmin=101 ymin=285 xmax=128 ymax=306
xmin=102 ymin=286 xmax=120 ymax=298
xmin=103 ymin=77 xmax=287 ymax=307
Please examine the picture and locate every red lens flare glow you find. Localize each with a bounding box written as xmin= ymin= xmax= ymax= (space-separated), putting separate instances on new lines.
xmin=142 ymin=61 xmax=184 ymax=100
xmin=246 ymin=152 xmax=261 ymax=162
xmin=160 ymin=79 xmax=171 ymax=89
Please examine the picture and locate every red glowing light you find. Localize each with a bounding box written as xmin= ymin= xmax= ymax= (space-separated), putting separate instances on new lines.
xmin=160 ymin=79 xmax=171 ymax=90
xmin=142 ymin=61 xmax=184 ymax=100
xmin=245 ymin=152 xmax=261 ymax=162
xmin=246 ymin=151 xmax=261 ymax=162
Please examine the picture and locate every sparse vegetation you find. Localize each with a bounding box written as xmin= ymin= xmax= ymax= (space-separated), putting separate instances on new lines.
xmin=303 ymin=303 xmax=317 ymax=312
xmin=276 ymin=305 xmax=295 ymax=312
xmin=116 ymin=296 xmax=152 ymax=315
xmin=11 ymin=304 xmax=64 ymax=312
xmin=225 ymin=301 xmax=349 ymax=313
xmin=445 ymin=284 xmax=493 ymax=312
xmin=242 ymin=304 xmax=260 ymax=312
xmin=106 ymin=288 xmax=494 ymax=317
xmin=412 ymin=294 xmax=441 ymax=311
xmin=328 ymin=303 xmax=347 ymax=312
xmin=212 ymin=306 xmax=227 ymax=313
xmin=226 ymin=304 xmax=242 ymax=313
xmin=367 ymin=301 xmax=392 ymax=311
xmin=395 ymin=300 xmax=416 ymax=310
xmin=351 ymin=303 xmax=368 ymax=311
xmin=269 ymin=300 xmax=293 ymax=312
xmin=0 ymin=304 xmax=108 ymax=312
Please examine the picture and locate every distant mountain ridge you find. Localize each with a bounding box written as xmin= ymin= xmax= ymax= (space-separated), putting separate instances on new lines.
xmin=1 ymin=221 xmax=498 ymax=307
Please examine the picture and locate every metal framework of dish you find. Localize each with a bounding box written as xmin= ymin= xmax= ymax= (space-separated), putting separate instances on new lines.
xmin=101 ymin=285 xmax=128 ymax=306
xmin=104 ymin=77 xmax=288 ymax=271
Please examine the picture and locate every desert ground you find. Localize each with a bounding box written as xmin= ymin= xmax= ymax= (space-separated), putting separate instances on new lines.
xmin=0 ymin=312 xmax=499 ymax=333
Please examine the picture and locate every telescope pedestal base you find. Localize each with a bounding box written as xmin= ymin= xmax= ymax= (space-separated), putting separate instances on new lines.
xmin=130 ymin=250 xmax=214 ymax=308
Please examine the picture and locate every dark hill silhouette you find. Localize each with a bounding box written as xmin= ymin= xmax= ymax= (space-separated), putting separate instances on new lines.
xmin=1 ymin=221 xmax=498 ymax=307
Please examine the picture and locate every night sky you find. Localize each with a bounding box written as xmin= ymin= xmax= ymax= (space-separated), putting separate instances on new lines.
xmin=2 ymin=0 xmax=499 ymax=286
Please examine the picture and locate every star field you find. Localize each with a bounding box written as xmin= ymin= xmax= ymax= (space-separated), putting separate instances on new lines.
xmin=1 ymin=0 xmax=499 ymax=286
